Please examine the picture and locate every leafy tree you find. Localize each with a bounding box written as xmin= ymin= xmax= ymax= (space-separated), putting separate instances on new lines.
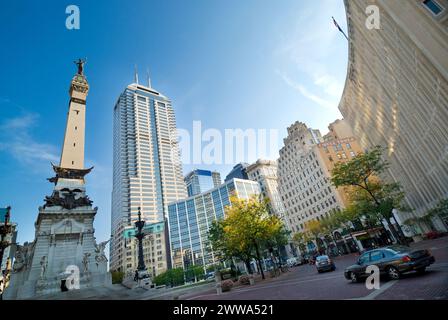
xmin=303 ymin=219 xmax=323 ymax=251
xmin=331 ymin=146 xmax=408 ymax=245
xmin=185 ymin=265 xmax=205 ymax=282
xmin=209 ymin=219 xmax=254 ymax=274
xmin=292 ymin=232 xmax=308 ymax=253
xmin=153 ymin=268 xmax=185 ymax=287
xmin=209 ymin=196 xmax=287 ymax=280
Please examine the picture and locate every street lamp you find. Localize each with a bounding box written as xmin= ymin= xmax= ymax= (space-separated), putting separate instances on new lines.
xmin=135 ymin=207 xmax=146 ymax=272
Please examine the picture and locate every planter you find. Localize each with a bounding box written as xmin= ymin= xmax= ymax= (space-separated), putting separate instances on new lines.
xmin=221 ymin=279 xmax=234 ymax=292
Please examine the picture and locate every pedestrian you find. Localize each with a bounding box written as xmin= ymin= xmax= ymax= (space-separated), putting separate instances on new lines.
xmin=134 ymin=270 xmax=138 ymax=282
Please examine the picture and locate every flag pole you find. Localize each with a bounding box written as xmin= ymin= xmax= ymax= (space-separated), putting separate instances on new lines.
xmin=332 ymin=16 xmax=349 ymax=41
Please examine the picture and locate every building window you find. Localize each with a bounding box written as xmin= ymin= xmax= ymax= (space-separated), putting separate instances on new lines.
xmin=423 ymin=0 xmax=443 ymax=15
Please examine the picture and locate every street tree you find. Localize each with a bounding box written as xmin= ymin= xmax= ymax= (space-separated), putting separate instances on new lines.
xmin=210 ymin=196 xmax=288 ymax=280
xmin=331 ymin=146 xmax=408 ymax=244
xmin=209 ymin=219 xmax=254 ymax=274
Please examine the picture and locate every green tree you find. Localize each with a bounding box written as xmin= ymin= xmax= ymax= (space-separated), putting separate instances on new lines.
xmin=153 ymin=268 xmax=185 ymax=287
xmin=209 ymin=196 xmax=287 ymax=280
xmin=331 ymin=146 xmax=408 ymax=245
xmin=292 ymin=232 xmax=308 ymax=253
xmin=209 ymin=219 xmax=254 ymax=274
xmin=185 ymin=265 xmax=205 ymax=282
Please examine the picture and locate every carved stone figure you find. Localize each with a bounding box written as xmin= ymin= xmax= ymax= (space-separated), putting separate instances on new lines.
xmin=44 ymin=190 xmax=93 ymax=209
xmin=94 ymin=239 xmax=110 ymax=265
xmin=40 ymin=256 xmax=48 ymax=279
xmin=12 ymin=246 xmax=25 ymax=272
xmin=82 ymin=253 xmax=91 ymax=273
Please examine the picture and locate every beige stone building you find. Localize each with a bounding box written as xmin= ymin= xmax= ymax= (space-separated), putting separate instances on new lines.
xmin=246 ymin=160 xmax=286 ymax=220
xmin=315 ymin=136 xmax=363 ymax=207
xmin=278 ymin=120 xmax=364 ymax=234
xmin=339 ymin=0 xmax=448 ymax=233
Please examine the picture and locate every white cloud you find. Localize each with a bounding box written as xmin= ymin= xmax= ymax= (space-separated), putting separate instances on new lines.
xmin=275 ymin=0 xmax=347 ymax=110
xmin=278 ymin=71 xmax=336 ymax=110
xmin=0 ymin=113 xmax=59 ymax=166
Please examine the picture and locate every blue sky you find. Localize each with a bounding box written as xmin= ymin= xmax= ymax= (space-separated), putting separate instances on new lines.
xmin=0 ymin=0 xmax=348 ymax=245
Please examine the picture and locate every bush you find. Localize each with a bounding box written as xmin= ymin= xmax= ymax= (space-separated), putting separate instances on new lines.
xmin=221 ymin=279 xmax=234 ymax=292
xmin=153 ymin=268 xmax=185 ymax=287
xmin=111 ymin=271 xmax=124 ymax=284
xmin=238 ymin=275 xmax=251 ymax=285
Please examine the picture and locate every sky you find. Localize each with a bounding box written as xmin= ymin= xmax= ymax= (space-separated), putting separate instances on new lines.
xmin=0 ymin=0 xmax=348 ymax=246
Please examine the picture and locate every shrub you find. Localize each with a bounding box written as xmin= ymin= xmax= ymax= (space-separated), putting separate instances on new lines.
xmin=111 ymin=271 xmax=124 ymax=284
xmin=221 ymin=279 xmax=234 ymax=292
xmin=238 ymin=275 xmax=251 ymax=285
xmin=153 ymin=268 xmax=185 ymax=287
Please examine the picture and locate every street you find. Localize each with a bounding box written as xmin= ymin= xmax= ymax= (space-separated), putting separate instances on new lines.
xmin=181 ymin=237 xmax=448 ymax=300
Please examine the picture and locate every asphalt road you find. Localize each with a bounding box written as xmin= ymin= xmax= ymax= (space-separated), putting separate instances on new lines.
xmin=181 ymin=237 xmax=448 ymax=300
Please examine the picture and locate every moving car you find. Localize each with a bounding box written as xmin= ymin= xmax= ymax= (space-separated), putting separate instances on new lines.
xmin=315 ymin=255 xmax=336 ymax=273
xmin=344 ymin=245 xmax=435 ymax=283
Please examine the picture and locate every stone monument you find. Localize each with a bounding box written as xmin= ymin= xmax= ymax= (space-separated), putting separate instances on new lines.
xmin=4 ymin=60 xmax=111 ymax=299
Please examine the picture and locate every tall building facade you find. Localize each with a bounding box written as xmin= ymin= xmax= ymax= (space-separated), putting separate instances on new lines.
xmin=339 ymin=0 xmax=448 ymax=232
xmin=278 ymin=122 xmax=333 ymax=235
xmin=110 ymin=81 xmax=187 ymax=273
xmin=184 ymin=169 xmax=221 ymax=197
xmin=246 ymin=160 xmax=287 ymax=221
xmin=224 ymin=163 xmax=249 ymax=182
xmin=167 ymin=179 xmax=260 ymax=271
xmin=277 ymin=121 xmax=363 ymax=236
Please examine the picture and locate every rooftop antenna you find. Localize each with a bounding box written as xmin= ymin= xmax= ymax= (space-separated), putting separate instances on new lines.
xmin=134 ymin=64 xmax=139 ymax=84
xmin=146 ymin=68 xmax=152 ymax=88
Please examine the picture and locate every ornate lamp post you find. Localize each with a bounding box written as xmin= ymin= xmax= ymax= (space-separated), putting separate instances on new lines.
xmin=134 ymin=207 xmax=149 ymax=286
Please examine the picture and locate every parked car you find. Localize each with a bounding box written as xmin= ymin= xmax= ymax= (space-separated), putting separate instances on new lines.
xmin=344 ymin=245 xmax=435 ymax=283
xmin=286 ymin=257 xmax=298 ymax=267
xmin=315 ymin=255 xmax=336 ymax=273
xmin=286 ymin=256 xmax=305 ymax=267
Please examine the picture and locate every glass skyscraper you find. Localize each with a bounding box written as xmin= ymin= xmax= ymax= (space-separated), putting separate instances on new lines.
xmin=167 ymin=178 xmax=260 ymax=271
xmin=184 ymin=169 xmax=221 ymax=197
xmin=110 ymin=81 xmax=187 ymax=273
xmin=224 ymin=162 xmax=249 ymax=182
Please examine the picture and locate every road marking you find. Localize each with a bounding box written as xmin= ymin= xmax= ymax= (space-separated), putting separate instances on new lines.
xmin=349 ymin=280 xmax=398 ymax=300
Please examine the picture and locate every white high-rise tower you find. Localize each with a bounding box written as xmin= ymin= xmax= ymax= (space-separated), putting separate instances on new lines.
xmin=110 ymin=76 xmax=187 ymax=274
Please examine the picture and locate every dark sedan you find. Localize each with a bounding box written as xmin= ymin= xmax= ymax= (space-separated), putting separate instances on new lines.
xmin=315 ymin=255 xmax=336 ymax=273
xmin=344 ymin=245 xmax=435 ymax=282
